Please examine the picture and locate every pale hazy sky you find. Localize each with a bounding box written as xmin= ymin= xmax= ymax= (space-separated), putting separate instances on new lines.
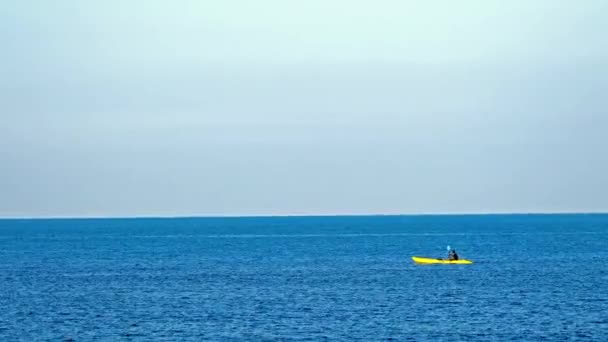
xmin=1 ymin=1 xmax=607 ymax=217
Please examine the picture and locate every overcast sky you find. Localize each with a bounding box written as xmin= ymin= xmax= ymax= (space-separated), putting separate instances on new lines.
xmin=1 ymin=1 xmax=607 ymax=217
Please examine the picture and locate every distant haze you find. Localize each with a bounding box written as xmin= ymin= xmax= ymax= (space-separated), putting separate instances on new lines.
xmin=1 ymin=1 xmax=607 ymax=217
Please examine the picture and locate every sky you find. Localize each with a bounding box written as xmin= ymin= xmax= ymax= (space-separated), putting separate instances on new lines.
xmin=1 ymin=0 xmax=607 ymax=217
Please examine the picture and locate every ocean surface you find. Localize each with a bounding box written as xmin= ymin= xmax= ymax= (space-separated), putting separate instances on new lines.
xmin=1 ymin=214 xmax=607 ymax=341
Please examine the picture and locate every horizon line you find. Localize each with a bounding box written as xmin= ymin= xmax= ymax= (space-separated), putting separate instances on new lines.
xmin=0 ymin=210 xmax=607 ymax=220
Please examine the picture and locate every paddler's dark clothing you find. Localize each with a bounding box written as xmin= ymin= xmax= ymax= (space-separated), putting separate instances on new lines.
xmin=448 ymin=250 xmax=459 ymax=260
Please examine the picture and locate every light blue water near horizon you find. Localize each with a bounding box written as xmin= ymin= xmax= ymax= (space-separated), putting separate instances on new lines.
xmin=1 ymin=214 xmax=607 ymax=340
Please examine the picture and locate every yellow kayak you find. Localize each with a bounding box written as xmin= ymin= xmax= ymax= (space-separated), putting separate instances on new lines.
xmin=412 ymin=256 xmax=473 ymax=264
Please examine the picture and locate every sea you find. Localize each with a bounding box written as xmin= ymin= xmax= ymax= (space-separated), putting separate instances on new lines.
xmin=1 ymin=214 xmax=607 ymax=341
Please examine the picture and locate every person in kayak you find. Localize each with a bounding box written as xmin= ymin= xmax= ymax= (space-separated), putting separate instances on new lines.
xmin=448 ymin=249 xmax=459 ymax=260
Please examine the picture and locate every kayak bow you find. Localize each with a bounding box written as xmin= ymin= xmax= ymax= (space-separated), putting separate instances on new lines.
xmin=412 ymin=256 xmax=473 ymax=264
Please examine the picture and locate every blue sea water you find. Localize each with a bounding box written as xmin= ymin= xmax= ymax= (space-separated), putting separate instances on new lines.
xmin=1 ymin=214 xmax=607 ymax=341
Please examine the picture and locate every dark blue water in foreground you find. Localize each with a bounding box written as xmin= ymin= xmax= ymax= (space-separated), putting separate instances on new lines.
xmin=1 ymin=214 xmax=607 ymax=341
